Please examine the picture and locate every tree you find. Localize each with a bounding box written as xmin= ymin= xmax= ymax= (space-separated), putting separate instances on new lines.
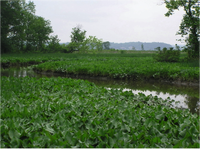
xmin=1 ymin=0 xmax=54 ymax=53
xmin=83 ymin=36 xmax=103 ymax=52
xmin=18 ymin=0 xmax=36 ymax=52
xmin=164 ymin=0 xmax=199 ymax=58
xmin=141 ymin=44 xmax=144 ymax=50
xmin=46 ymin=35 xmax=61 ymax=52
xmin=1 ymin=0 xmax=36 ymax=53
xmin=70 ymin=25 xmax=86 ymax=52
xmin=30 ymin=16 xmax=53 ymax=51
xmin=1 ymin=0 xmax=24 ymax=53
xmin=103 ymin=41 xmax=110 ymax=50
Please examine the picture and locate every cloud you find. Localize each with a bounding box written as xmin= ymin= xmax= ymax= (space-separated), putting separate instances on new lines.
xmin=32 ymin=0 xmax=186 ymax=45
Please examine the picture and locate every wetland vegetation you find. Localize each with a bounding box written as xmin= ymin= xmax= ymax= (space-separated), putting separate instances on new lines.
xmin=1 ymin=76 xmax=199 ymax=148
xmin=1 ymin=0 xmax=199 ymax=148
xmin=1 ymin=52 xmax=199 ymax=147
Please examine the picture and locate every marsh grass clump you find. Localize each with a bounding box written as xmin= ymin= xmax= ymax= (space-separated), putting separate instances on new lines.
xmin=1 ymin=76 xmax=199 ymax=148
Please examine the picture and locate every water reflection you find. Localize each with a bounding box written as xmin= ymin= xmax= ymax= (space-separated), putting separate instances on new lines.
xmin=123 ymin=88 xmax=188 ymax=109
xmin=1 ymin=67 xmax=47 ymax=78
xmin=185 ymin=96 xmax=200 ymax=114
xmin=1 ymin=66 xmax=199 ymax=114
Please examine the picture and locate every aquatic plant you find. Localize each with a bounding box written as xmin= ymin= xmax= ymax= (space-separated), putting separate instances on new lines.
xmin=33 ymin=56 xmax=199 ymax=82
xmin=1 ymin=76 xmax=199 ymax=148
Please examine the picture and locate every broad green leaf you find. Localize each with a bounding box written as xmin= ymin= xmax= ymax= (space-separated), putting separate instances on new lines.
xmin=8 ymin=129 xmax=21 ymax=140
xmin=179 ymin=129 xmax=187 ymax=137
xmin=108 ymin=136 xmax=115 ymax=147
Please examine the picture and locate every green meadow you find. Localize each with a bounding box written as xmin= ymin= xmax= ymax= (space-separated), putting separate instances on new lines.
xmin=1 ymin=52 xmax=199 ymax=147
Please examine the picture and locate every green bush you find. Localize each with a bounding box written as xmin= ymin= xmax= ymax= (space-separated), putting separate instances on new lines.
xmin=120 ymin=50 xmax=126 ymax=54
xmin=154 ymin=47 xmax=180 ymax=62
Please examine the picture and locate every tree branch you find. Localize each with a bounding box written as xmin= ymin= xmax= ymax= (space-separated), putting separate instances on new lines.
xmin=180 ymin=0 xmax=189 ymax=15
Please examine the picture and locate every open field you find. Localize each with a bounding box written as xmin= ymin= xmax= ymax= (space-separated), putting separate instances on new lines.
xmin=0 ymin=50 xmax=188 ymax=65
xmin=1 ymin=76 xmax=199 ymax=148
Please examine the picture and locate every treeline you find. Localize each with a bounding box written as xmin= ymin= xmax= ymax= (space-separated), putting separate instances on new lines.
xmin=1 ymin=0 xmax=110 ymax=54
xmin=2 ymin=0 xmax=199 ymax=58
xmin=1 ymin=0 xmax=60 ymax=53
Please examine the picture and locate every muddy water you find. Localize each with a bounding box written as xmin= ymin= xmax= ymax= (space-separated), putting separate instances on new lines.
xmin=1 ymin=66 xmax=199 ymax=114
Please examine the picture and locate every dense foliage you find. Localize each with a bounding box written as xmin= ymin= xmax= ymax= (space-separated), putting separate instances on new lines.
xmin=154 ymin=47 xmax=180 ymax=62
xmin=102 ymin=41 xmax=110 ymax=50
xmin=66 ymin=26 xmax=103 ymax=53
xmin=1 ymin=76 xmax=199 ymax=147
xmin=1 ymin=0 xmax=60 ymax=53
xmin=164 ymin=0 xmax=199 ymax=58
xmin=32 ymin=55 xmax=199 ymax=82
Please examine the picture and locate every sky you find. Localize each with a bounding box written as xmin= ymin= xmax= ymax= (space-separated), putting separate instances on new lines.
xmin=31 ymin=0 xmax=186 ymax=45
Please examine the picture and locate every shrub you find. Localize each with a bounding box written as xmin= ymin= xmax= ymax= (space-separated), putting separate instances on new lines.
xmin=154 ymin=47 xmax=180 ymax=62
xmin=120 ymin=50 xmax=126 ymax=54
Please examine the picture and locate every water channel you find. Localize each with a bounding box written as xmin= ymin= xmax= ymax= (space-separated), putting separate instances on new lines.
xmin=1 ymin=66 xmax=199 ymax=114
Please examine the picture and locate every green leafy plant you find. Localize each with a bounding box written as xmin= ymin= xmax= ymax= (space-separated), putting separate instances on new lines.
xmin=1 ymin=76 xmax=199 ymax=148
xmin=1 ymin=53 xmax=199 ymax=82
xmin=31 ymin=54 xmax=198 ymax=82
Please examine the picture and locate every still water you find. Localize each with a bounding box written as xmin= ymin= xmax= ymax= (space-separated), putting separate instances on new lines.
xmin=1 ymin=66 xmax=199 ymax=114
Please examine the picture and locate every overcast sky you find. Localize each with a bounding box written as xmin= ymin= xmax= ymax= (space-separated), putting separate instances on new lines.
xmin=31 ymin=0 xmax=186 ymax=45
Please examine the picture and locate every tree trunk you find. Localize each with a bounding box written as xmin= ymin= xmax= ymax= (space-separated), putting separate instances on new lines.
xmin=186 ymin=0 xmax=199 ymax=58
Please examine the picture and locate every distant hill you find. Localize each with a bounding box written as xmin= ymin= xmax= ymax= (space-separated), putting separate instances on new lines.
xmin=60 ymin=41 xmax=184 ymax=50
xmin=110 ymin=42 xmax=173 ymax=50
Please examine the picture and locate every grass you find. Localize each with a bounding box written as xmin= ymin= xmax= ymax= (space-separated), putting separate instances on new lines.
xmin=1 ymin=76 xmax=199 ymax=148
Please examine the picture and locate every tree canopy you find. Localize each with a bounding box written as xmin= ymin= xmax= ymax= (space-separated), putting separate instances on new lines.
xmin=1 ymin=0 xmax=57 ymax=53
xmin=164 ymin=0 xmax=199 ymax=58
xmin=67 ymin=25 xmax=103 ymax=53
xmin=103 ymin=41 xmax=110 ymax=50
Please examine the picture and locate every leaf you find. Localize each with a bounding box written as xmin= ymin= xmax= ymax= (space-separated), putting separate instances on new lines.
xmin=184 ymin=118 xmax=191 ymax=125
xmin=152 ymin=137 xmax=161 ymax=143
xmin=189 ymin=125 xmax=198 ymax=135
xmin=0 ymin=141 xmax=7 ymax=148
xmin=108 ymin=136 xmax=115 ymax=147
xmin=65 ymin=132 xmax=72 ymax=144
xmin=155 ymin=113 xmax=164 ymax=120
xmin=98 ymin=128 xmax=104 ymax=136
xmin=192 ymin=134 xmax=199 ymax=144
xmin=179 ymin=129 xmax=187 ymax=137
xmin=45 ymin=123 xmax=55 ymax=134
xmin=8 ymin=129 xmax=21 ymax=140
